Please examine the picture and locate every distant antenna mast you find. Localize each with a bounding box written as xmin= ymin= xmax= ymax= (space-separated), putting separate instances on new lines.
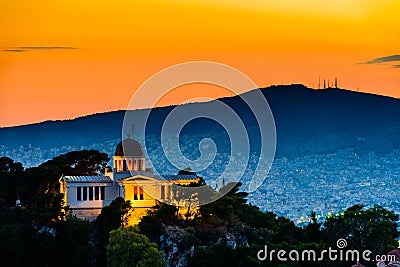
xmin=335 ymin=78 xmax=338 ymax=88
xmin=323 ymin=79 xmax=326 ymax=89
xmin=318 ymin=76 xmax=321 ymax=89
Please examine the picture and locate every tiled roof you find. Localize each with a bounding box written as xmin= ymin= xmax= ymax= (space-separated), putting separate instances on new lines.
xmin=63 ymin=175 xmax=112 ymax=183
xmin=161 ymin=175 xmax=198 ymax=181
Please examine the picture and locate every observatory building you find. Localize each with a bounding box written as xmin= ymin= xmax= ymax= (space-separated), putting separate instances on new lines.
xmin=60 ymin=137 xmax=200 ymax=222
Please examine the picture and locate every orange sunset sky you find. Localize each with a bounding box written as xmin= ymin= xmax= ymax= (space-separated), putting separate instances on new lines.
xmin=0 ymin=0 xmax=399 ymax=127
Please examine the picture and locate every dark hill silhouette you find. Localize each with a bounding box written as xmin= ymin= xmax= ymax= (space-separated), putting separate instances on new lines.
xmin=1 ymin=85 xmax=399 ymax=157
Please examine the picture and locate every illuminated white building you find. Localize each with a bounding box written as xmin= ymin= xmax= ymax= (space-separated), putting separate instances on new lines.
xmin=60 ymin=137 xmax=199 ymax=222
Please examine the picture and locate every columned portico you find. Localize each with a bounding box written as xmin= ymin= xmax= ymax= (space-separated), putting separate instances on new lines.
xmin=60 ymin=136 xmax=200 ymax=222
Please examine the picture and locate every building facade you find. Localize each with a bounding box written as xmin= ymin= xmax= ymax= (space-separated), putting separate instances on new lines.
xmin=60 ymin=137 xmax=199 ymax=222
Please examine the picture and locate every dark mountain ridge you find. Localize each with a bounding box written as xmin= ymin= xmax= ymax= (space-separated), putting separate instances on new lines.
xmin=1 ymin=85 xmax=399 ymax=157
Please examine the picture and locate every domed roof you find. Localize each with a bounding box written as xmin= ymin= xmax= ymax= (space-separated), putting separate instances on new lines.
xmin=115 ymin=138 xmax=144 ymax=157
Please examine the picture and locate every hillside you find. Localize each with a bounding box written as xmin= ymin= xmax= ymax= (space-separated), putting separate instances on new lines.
xmin=1 ymin=85 xmax=399 ymax=157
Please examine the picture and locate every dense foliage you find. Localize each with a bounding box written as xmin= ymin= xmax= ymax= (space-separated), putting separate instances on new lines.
xmin=0 ymin=152 xmax=398 ymax=267
xmin=0 ymin=151 xmax=109 ymax=267
xmin=107 ymin=226 xmax=165 ymax=267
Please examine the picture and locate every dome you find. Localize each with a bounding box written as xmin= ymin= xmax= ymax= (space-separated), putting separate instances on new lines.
xmin=115 ymin=138 xmax=144 ymax=157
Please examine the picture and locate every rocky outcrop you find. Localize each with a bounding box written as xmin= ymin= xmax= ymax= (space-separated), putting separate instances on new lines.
xmin=160 ymin=224 xmax=249 ymax=267
xmin=160 ymin=225 xmax=195 ymax=267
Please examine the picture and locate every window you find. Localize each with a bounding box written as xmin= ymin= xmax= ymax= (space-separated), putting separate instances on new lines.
xmin=161 ymin=185 xmax=165 ymax=200
xmin=134 ymin=160 xmax=137 ymax=171
xmin=101 ymin=186 xmax=105 ymax=200
xmin=89 ymin=186 xmax=93 ymax=200
xmin=128 ymin=160 xmax=132 ymax=171
xmin=123 ymin=160 xmax=127 ymax=171
xmin=138 ymin=159 xmax=146 ymax=171
xmin=141 ymin=160 xmax=146 ymax=171
xmin=77 ymin=186 xmax=105 ymax=201
xmin=77 ymin=187 xmax=82 ymax=201
xmin=133 ymin=186 xmax=144 ymax=200
xmin=134 ymin=186 xmax=138 ymax=200
xmin=83 ymin=187 xmax=87 ymax=200
xmin=95 ymin=186 xmax=100 ymax=200
xmin=139 ymin=186 xmax=144 ymax=200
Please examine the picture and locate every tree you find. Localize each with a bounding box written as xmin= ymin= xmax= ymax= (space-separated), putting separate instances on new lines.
xmin=0 ymin=157 xmax=24 ymax=208
xmin=0 ymin=223 xmax=58 ymax=266
xmin=170 ymin=176 xmax=206 ymax=222
xmin=55 ymin=215 xmax=95 ymax=267
xmin=200 ymin=182 xmax=249 ymax=226
xmin=304 ymin=211 xmax=322 ymax=243
xmin=95 ymin=197 xmax=133 ymax=266
xmin=27 ymin=149 xmax=109 ymax=200
xmin=187 ymin=243 xmax=237 ymax=267
xmin=107 ymin=226 xmax=166 ymax=267
xmin=30 ymin=190 xmax=66 ymax=226
xmin=96 ymin=197 xmax=132 ymax=230
xmin=138 ymin=215 xmax=163 ymax=243
xmin=0 ymin=157 xmax=23 ymax=174
xmin=40 ymin=149 xmax=110 ymax=176
xmin=323 ymin=204 xmax=399 ymax=254
xmin=0 ymin=151 xmax=111 ymax=266
xmin=147 ymin=201 xmax=178 ymax=225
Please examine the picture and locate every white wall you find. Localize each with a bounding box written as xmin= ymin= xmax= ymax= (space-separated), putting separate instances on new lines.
xmin=66 ymin=182 xmax=118 ymax=209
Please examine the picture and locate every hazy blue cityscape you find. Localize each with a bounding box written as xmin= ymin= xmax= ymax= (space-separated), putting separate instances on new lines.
xmin=2 ymin=132 xmax=399 ymax=224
